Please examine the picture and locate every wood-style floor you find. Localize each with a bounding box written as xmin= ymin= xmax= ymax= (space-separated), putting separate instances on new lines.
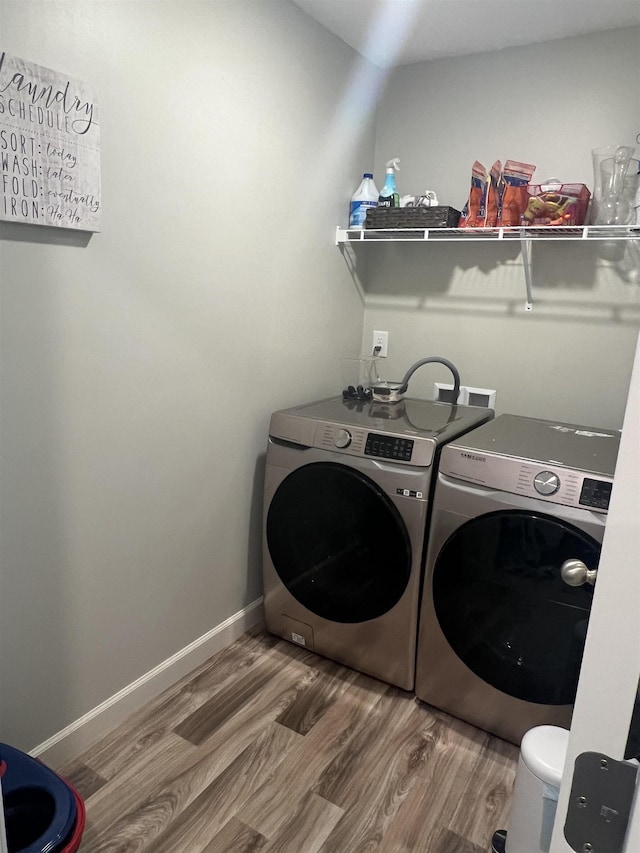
xmin=58 ymin=628 xmax=519 ymax=852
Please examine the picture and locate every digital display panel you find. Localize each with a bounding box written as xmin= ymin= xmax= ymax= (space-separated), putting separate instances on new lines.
xmin=579 ymin=478 xmax=612 ymax=510
xmin=365 ymin=433 xmax=414 ymax=461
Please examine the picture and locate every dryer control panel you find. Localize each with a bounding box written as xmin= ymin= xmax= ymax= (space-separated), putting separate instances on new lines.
xmin=441 ymin=448 xmax=613 ymax=513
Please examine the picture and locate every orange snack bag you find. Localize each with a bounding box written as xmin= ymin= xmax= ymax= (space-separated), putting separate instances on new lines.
xmin=497 ymin=160 xmax=536 ymax=226
xmin=459 ymin=161 xmax=488 ymax=228
xmin=485 ymin=160 xmax=503 ymax=227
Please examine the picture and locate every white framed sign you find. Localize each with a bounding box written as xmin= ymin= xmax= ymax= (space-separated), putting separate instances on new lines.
xmin=0 ymin=51 xmax=100 ymax=231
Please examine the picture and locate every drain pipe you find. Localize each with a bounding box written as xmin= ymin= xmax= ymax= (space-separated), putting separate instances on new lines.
xmin=397 ymin=357 xmax=461 ymax=402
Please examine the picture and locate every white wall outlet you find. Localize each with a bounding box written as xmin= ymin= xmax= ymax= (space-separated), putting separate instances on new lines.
xmin=372 ymin=330 xmax=388 ymax=357
xmin=434 ymin=383 xmax=497 ymax=407
xmin=464 ymin=387 xmax=497 ymax=408
xmin=434 ymin=383 xmax=468 ymax=404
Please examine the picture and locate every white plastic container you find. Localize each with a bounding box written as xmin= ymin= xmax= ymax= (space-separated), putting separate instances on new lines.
xmin=506 ymin=726 xmax=569 ymax=853
xmin=341 ymin=356 xmax=380 ymax=393
xmin=349 ymin=173 xmax=378 ymax=229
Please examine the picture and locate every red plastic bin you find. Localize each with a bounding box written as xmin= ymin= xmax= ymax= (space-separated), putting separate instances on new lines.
xmin=521 ymin=181 xmax=591 ymax=226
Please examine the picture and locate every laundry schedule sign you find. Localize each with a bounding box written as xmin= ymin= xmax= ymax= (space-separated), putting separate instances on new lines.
xmin=0 ymin=52 xmax=100 ymax=231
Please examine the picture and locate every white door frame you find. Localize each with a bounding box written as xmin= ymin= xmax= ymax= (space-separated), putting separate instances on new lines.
xmin=0 ymin=781 xmax=6 ymax=853
xmin=550 ymin=329 xmax=640 ymax=852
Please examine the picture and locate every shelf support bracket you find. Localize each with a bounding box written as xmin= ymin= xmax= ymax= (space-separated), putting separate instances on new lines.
xmin=520 ymin=232 xmax=534 ymax=311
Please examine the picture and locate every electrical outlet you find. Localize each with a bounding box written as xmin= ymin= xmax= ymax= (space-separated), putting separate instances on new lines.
xmin=434 ymin=384 xmax=497 ymax=408
xmin=372 ymin=330 xmax=388 ymax=357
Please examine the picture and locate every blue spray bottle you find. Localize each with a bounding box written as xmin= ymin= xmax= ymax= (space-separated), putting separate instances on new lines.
xmin=378 ymin=158 xmax=400 ymax=209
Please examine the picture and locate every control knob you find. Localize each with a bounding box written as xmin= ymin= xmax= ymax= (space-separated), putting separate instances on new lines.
xmin=334 ymin=429 xmax=352 ymax=449
xmin=534 ymin=470 xmax=560 ymax=496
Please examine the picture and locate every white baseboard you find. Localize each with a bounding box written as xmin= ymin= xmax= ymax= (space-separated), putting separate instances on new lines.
xmin=31 ymin=598 xmax=264 ymax=767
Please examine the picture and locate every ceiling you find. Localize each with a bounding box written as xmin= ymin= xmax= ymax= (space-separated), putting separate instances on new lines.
xmin=291 ymin=0 xmax=640 ymax=68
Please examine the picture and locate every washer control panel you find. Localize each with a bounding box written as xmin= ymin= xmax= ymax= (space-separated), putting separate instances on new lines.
xmin=441 ymin=448 xmax=613 ymax=513
xmin=579 ymin=477 xmax=613 ymax=510
xmin=365 ymin=433 xmax=415 ymax=461
xmin=315 ymin=423 xmax=434 ymax=467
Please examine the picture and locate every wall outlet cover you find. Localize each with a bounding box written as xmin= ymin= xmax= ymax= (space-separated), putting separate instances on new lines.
xmin=464 ymin=387 xmax=497 ymax=408
xmin=434 ymin=383 xmax=468 ymax=404
xmin=372 ymin=330 xmax=388 ymax=357
xmin=433 ymin=384 xmax=497 ymax=408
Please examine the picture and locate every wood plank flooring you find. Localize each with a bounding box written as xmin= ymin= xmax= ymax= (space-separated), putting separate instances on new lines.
xmin=57 ymin=628 xmax=518 ymax=852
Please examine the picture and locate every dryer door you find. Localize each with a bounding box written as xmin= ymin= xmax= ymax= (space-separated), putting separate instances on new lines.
xmin=266 ymin=462 xmax=412 ymax=623
xmin=433 ymin=510 xmax=599 ymax=705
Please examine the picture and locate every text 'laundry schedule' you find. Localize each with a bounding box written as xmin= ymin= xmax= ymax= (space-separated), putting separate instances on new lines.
xmin=0 ymin=51 xmax=101 ymax=232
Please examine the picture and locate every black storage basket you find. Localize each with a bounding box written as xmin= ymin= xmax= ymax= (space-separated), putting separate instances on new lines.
xmin=365 ymin=206 xmax=461 ymax=229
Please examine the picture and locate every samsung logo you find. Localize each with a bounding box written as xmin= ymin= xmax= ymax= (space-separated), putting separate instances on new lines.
xmin=461 ymin=452 xmax=485 ymax=462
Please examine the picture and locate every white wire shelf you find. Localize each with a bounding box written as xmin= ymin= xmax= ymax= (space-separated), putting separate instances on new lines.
xmin=336 ymin=224 xmax=640 ymax=244
xmin=335 ymin=224 xmax=640 ymax=312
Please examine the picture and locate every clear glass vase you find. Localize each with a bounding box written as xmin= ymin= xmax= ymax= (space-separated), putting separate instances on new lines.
xmin=591 ymin=145 xmax=639 ymax=225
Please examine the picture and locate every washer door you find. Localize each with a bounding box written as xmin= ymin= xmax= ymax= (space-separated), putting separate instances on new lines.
xmin=266 ymin=462 xmax=412 ymax=623
xmin=433 ymin=510 xmax=599 ymax=705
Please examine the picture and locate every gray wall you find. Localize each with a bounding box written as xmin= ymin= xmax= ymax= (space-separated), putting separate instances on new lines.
xmin=361 ymin=28 xmax=640 ymax=427
xmin=0 ymin=0 xmax=378 ymax=751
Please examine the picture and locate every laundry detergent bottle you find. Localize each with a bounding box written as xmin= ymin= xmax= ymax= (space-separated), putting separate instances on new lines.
xmin=349 ymin=172 xmax=379 ymax=229
xmin=378 ymin=158 xmax=400 ymax=209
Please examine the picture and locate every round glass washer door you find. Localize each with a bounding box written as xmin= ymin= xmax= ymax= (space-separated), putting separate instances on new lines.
xmin=433 ymin=510 xmax=599 ymax=705
xmin=266 ymin=462 xmax=412 ymax=623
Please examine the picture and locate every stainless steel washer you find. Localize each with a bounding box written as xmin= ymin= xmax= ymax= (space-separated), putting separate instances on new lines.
xmin=415 ymin=414 xmax=620 ymax=743
xmin=262 ymin=396 xmax=493 ymax=690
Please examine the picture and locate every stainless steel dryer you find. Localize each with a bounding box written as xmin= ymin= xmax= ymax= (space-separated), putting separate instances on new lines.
xmin=262 ymin=396 xmax=493 ymax=690
xmin=415 ymin=414 xmax=620 ymax=743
